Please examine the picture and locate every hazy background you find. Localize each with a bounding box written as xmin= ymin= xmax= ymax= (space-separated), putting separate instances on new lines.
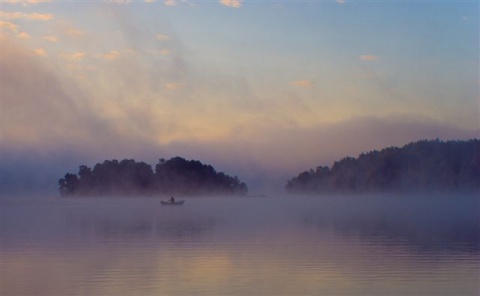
xmin=1 ymin=0 xmax=478 ymax=196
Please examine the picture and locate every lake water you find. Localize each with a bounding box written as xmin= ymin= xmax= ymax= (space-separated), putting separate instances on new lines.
xmin=1 ymin=195 xmax=479 ymax=295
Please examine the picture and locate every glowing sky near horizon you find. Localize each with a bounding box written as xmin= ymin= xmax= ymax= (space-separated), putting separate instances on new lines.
xmin=1 ymin=0 xmax=479 ymax=193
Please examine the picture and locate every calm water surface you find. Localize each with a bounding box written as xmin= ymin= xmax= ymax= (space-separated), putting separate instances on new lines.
xmin=1 ymin=195 xmax=479 ymax=295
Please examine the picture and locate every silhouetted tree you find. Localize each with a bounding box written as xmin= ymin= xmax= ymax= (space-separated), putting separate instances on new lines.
xmin=58 ymin=157 xmax=248 ymax=197
xmin=58 ymin=173 xmax=79 ymax=196
xmin=286 ymin=139 xmax=480 ymax=194
xmin=154 ymin=157 xmax=248 ymax=195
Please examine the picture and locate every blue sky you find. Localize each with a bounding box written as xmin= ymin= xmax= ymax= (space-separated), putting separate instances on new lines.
xmin=1 ymin=0 xmax=479 ymax=195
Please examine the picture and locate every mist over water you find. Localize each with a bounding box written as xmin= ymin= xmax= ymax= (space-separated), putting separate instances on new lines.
xmin=1 ymin=194 xmax=479 ymax=295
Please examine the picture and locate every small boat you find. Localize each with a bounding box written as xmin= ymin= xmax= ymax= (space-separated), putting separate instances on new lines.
xmin=160 ymin=200 xmax=185 ymax=206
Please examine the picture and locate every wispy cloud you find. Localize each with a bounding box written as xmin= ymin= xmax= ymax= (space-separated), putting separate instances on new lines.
xmin=219 ymin=0 xmax=242 ymax=8
xmin=102 ymin=50 xmax=121 ymax=60
xmin=108 ymin=0 xmax=132 ymax=3
xmin=290 ymin=80 xmax=314 ymax=87
xmin=66 ymin=28 xmax=85 ymax=37
xmin=34 ymin=48 xmax=47 ymax=56
xmin=2 ymin=37 xmax=81 ymax=144
xmin=60 ymin=52 xmax=86 ymax=61
xmin=359 ymin=55 xmax=379 ymax=61
xmin=43 ymin=35 xmax=58 ymax=42
xmin=0 ymin=20 xmax=19 ymax=33
xmin=17 ymin=31 xmax=30 ymax=39
xmin=164 ymin=0 xmax=177 ymax=6
xmin=0 ymin=11 xmax=53 ymax=21
xmin=147 ymin=48 xmax=171 ymax=55
xmin=165 ymin=82 xmax=186 ymax=90
xmin=54 ymin=20 xmax=86 ymax=38
xmin=336 ymin=0 xmax=346 ymax=4
xmin=156 ymin=33 xmax=172 ymax=41
xmin=4 ymin=0 xmax=51 ymax=6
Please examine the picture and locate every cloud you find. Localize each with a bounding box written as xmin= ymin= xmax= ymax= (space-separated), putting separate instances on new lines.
xmin=2 ymin=39 xmax=165 ymax=195
xmin=43 ymin=35 xmax=58 ymax=42
xmin=4 ymin=0 xmax=51 ymax=7
xmin=359 ymin=55 xmax=379 ymax=61
xmin=0 ymin=11 xmax=54 ymax=21
xmin=34 ymin=48 xmax=47 ymax=56
xmin=290 ymin=80 xmax=314 ymax=87
xmin=165 ymin=82 xmax=186 ymax=90
xmin=1 ymin=37 xmax=97 ymax=150
xmin=336 ymin=0 xmax=346 ymax=4
xmin=17 ymin=31 xmax=30 ymax=39
xmin=219 ymin=0 xmax=242 ymax=8
xmin=0 ymin=20 xmax=19 ymax=33
xmin=156 ymin=33 xmax=172 ymax=41
xmin=66 ymin=28 xmax=85 ymax=37
xmin=164 ymin=0 xmax=177 ymax=6
xmin=60 ymin=52 xmax=86 ymax=61
xmin=147 ymin=48 xmax=171 ymax=55
xmin=102 ymin=50 xmax=121 ymax=60
xmin=1 ymin=35 xmax=161 ymax=161
xmin=108 ymin=0 xmax=132 ymax=3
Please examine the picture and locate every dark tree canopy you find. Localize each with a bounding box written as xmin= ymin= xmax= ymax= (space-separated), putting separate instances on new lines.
xmin=59 ymin=157 xmax=248 ymax=197
xmin=285 ymin=139 xmax=480 ymax=194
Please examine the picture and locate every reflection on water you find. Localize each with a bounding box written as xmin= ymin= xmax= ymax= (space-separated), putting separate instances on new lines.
xmin=1 ymin=195 xmax=479 ymax=295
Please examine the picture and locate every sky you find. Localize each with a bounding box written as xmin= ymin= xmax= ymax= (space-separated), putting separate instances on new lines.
xmin=1 ymin=0 xmax=479 ymax=195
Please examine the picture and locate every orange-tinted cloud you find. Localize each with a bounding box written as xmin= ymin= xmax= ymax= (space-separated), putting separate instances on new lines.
xmin=164 ymin=0 xmax=177 ymax=6
xmin=4 ymin=0 xmax=50 ymax=5
xmin=102 ymin=50 xmax=121 ymax=60
xmin=17 ymin=32 xmax=30 ymax=39
xmin=290 ymin=80 xmax=314 ymax=87
xmin=165 ymin=82 xmax=185 ymax=90
xmin=108 ymin=0 xmax=132 ymax=3
xmin=0 ymin=11 xmax=53 ymax=21
xmin=60 ymin=52 xmax=86 ymax=61
xmin=43 ymin=35 xmax=58 ymax=42
xmin=0 ymin=20 xmax=19 ymax=33
xmin=67 ymin=29 xmax=85 ymax=36
xmin=359 ymin=55 xmax=379 ymax=61
xmin=219 ymin=0 xmax=242 ymax=8
xmin=156 ymin=34 xmax=172 ymax=41
xmin=34 ymin=48 xmax=47 ymax=56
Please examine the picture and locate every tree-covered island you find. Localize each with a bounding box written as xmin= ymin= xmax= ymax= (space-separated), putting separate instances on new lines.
xmin=59 ymin=157 xmax=248 ymax=197
xmin=286 ymin=139 xmax=480 ymax=194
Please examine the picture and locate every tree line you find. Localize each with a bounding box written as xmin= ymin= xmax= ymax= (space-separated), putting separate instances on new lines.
xmin=59 ymin=157 xmax=248 ymax=196
xmin=285 ymin=139 xmax=480 ymax=194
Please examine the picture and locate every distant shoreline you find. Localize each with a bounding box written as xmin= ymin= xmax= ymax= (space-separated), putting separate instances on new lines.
xmin=285 ymin=139 xmax=480 ymax=195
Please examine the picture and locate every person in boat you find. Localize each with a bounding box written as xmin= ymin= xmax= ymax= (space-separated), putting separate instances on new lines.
xmin=169 ymin=196 xmax=175 ymax=203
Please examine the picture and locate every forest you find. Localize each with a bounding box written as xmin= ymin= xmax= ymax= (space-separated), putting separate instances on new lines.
xmin=58 ymin=157 xmax=248 ymax=196
xmin=285 ymin=139 xmax=480 ymax=194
